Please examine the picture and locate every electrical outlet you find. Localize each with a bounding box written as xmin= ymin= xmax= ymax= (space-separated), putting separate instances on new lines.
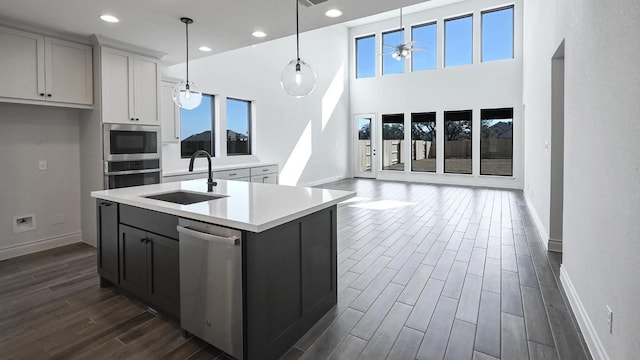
xmin=13 ymin=214 xmax=36 ymax=233
xmin=38 ymin=160 xmax=47 ymax=171
xmin=607 ymin=306 xmax=613 ymax=334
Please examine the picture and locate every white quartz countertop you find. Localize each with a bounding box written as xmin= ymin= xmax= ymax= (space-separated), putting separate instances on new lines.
xmin=91 ymin=179 xmax=355 ymax=232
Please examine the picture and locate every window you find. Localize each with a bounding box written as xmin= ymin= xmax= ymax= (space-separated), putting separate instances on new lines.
xmin=411 ymin=22 xmax=437 ymax=71
xmin=180 ymin=94 xmax=214 ymax=158
xmin=444 ymin=110 xmax=472 ymax=174
xmin=382 ymin=29 xmax=405 ymax=75
xmin=445 ymin=15 xmax=473 ymax=67
xmin=357 ymin=117 xmax=373 ymax=173
xmin=356 ymin=35 xmax=375 ymax=78
xmin=482 ymin=6 xmax=514 ymax=62
xmin=411 ymin=112 xmax=436 ymax=172
xmin=382 ymin=114 xmax=405 ymax=170
xmin=226 ymin=98 xmax=251 ymax=155
xmin=481 ymin=108 xmax=513 ymax=176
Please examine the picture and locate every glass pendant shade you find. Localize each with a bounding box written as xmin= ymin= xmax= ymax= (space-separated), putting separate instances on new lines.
xmin=172 ymin=80 xmax=202 ymax=110
xmin=281 ymin=59 xmax=316 ymax=98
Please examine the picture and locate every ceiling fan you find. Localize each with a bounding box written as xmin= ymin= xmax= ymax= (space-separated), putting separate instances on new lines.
xmin=382 ymin=8 xmax=426 ymax=60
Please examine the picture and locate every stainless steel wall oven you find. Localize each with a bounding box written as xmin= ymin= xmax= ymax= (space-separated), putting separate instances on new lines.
xmin=103 ymin=124 xmax=161 ymax=189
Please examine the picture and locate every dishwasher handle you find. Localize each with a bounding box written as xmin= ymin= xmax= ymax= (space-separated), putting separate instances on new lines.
xmin=176 ymin=225 xmax=239 ymax=246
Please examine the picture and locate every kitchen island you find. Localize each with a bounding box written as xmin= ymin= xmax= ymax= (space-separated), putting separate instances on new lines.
xmin=92 ymin=179 xmax=355 ymax=360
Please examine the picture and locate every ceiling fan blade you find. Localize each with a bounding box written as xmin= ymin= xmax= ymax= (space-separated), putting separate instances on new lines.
xmin=410 ymin=47 xmax=427 ymax=52
xmin=381 ymin=51 xmax=395 ymax=55
xmin=405 ymin=40 xmax=416 ymax=46
xmin=383 ymin=43 xmax=396 ymax=48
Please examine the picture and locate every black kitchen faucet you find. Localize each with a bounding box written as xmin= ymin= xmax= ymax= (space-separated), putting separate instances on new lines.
xmin=188 ymin=150 xmax=217 ymax=192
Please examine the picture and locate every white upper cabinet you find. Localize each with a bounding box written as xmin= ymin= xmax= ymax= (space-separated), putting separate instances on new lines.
xmin=0 ymin=26 xmax=93 ymax=107
xmin=101 ymin=47 xmax=159 ymax=125
xmin=160 ymin=79 xmax=180 ymax=143
xmin=45 ymin=37 xmax=93 ymax=105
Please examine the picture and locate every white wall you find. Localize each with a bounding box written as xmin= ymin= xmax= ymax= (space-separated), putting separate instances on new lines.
xmin=523 ymin=0 xmax=640 ymax=359
xmin=349 ymin=0 xmax=524 ymax=189
xmin=0 ymin=103 xmax=82 ymax=259
xmin=164 ymin=24 xmax=350 ymax=187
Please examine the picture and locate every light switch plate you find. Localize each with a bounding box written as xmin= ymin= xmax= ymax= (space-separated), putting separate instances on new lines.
xmin=38 ymin=160 xmax=47 ymax=171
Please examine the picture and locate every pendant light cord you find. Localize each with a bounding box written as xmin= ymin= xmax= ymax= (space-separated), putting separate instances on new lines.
xmin=185 ymin=20 xmax=190 ymax=83
xmin=296 ymin=0 xmax=300 ymax=61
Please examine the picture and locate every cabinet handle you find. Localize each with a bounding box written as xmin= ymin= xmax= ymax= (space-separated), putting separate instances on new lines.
xmin=140 ymin=238 xmax=145 ymax=243
xmin=39 ymin=93 xmax=45 ymax=97
xmin=262 ymin=169 xmax=269 ymax=172
xmin=136 ymin=118 xmax=140 ymax=121
xmin=229 ymin=173 xmax=237 ymax=176
xmin=47 ymin=94 xmax=52 ymax=97
xmin=176 ymin=226 xmax=239 ymax=246
xmin=130 ymin=118 xmax=135 ymax=121
xmin=99 ymin=202 xmax=113 ymax=207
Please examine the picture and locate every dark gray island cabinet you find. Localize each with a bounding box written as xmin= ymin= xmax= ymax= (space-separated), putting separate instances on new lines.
xmin=96 ymin=198 xmax=339 ymax=360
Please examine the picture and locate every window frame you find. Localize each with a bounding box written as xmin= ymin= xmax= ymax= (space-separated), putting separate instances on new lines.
xmin=355 ymin=34 xmax=376 ymax=79
xmin=411 ymin=21 xmax=437 ymax=72
xmin=480 ymin=107 xmax=514 ymax=176
xmin=179 ymin=93 xmax=215 ymax=159
xmin=381 ymin=28 xmax=406 ymax=76
xmin=226 ymin=97 xmax=252 ymax=156
xmin=481 ymin=5 xmax=515 ymax=63
xmin=443 ymin=110 xmax=473 ymax=174
xmin=411 ymin=112 xmax=437 ymax=173
xmin=381 ymin=113 xmax=405 ymax=171
xmin=444 ymin=13 xmax=474 ymax=68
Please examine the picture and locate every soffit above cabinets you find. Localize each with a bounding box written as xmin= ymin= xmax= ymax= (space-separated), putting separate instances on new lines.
xmin=0 ymin=0 xmax=459 ymax=64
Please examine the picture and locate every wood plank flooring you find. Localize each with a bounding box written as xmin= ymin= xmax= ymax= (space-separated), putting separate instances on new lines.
xmin=0 ymin=179 xmax=591 ymax=360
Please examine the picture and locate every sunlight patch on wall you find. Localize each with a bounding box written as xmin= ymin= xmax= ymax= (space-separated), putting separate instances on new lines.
xmin=322 ymin=64 xmax=345 ymax=131
xmin=279 ymin=120 xmax=312 ymax=185
xmin=349 ymin=200 xmax=415 ymax=210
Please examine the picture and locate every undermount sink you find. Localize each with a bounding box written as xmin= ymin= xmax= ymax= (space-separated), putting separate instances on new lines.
xmin=144 ymin=191 xmax=228 ymax=205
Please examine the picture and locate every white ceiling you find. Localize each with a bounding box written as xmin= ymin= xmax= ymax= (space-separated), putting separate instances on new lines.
xmin=0 ymin=0 xmax=452 ymax=64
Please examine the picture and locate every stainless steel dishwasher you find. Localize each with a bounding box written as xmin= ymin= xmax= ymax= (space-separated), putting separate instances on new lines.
xmin=177 ymin=218 xmax=243 ymax=360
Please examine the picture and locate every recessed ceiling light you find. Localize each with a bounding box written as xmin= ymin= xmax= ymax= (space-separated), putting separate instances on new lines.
xmin=198 ymin=46 xmax=212 ymax=52
xmin=325 ymin=9 xmax=343 ymax=18
xmin=252 ymin=31 xmax=267 ymax=38
xmin=100 ymin=14 xmax=120 ymax=23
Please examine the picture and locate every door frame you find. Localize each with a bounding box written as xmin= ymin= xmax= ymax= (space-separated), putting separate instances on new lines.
xmin=352 ymin=113 xmax=379 ymax=178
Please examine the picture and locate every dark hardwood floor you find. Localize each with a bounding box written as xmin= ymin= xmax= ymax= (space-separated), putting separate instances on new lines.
xmin=0 ymin=179 xmax=590 ymax=360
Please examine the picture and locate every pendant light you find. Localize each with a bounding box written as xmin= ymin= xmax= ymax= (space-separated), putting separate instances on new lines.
xmin=173 ymin=17 xmax=202 ymax=110
xmin=281 ymin=0 xmax=316 ymax=98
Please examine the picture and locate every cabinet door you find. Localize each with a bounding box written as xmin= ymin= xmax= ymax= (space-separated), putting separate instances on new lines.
xmin=97 ymin=200 xmax=118 ymax=284
xmin=147 ymin=233 xmax=180 ymax=318
xmin=0 ymin=26 xmax=44 ymax=101
xmin=133 ymin=56 xmax=159 ymax=125
xmin=45 ymin=37 xmax=93 ymax=105
xmin=102 ymin=48 xmax=133 ymax=123
xmin=160 ymin=80 xmax=180 ymax=142
xmin=119 ymin=224 xmax=149 ymax=298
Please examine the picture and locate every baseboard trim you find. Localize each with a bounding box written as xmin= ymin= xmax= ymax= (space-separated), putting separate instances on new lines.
xmin=300 ymin=176 xmax=345 ymax=187
xmin=523 ymin=192 xmax=550 ymax=251
xmin=0 ymin=232 xmax=82 ymax=261
xmin=559 ymin=266 xmax=609 ymax=360
xmin=548 ymin=238 xmax=563 ymax=252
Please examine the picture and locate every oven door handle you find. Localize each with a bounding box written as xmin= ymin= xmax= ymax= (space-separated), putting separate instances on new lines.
xmin=105 ymin=168 xmax=162 ymax=176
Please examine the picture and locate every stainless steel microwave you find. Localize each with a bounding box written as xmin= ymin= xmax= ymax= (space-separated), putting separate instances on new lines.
xmin=103 ymin=124 xmax=161 ymax=161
